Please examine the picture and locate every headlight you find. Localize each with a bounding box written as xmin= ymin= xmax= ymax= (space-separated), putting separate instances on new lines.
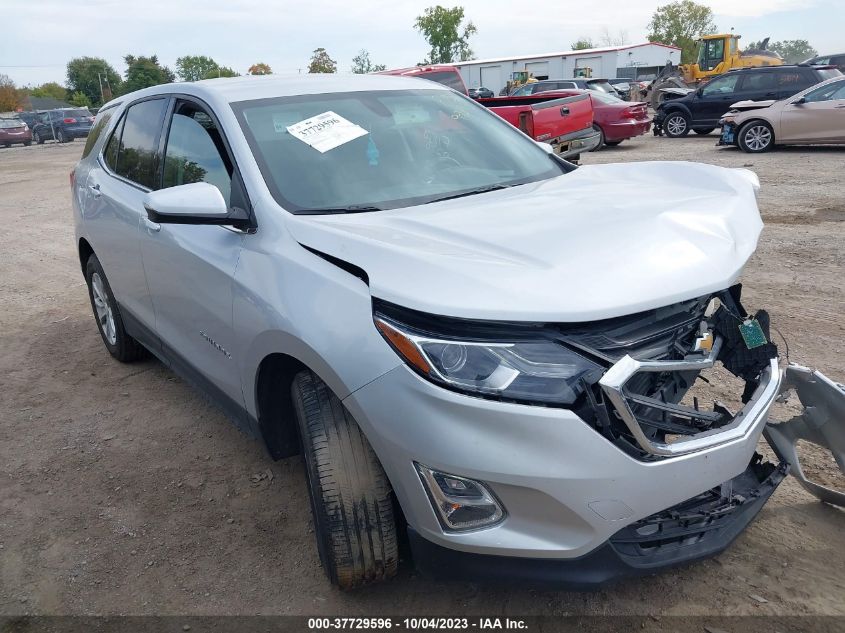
xmin=374 ymin=315 xmax=603 ymax=405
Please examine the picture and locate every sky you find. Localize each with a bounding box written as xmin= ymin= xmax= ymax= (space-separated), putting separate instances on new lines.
xmin=1 ymin=0 xmax=841 ymax=87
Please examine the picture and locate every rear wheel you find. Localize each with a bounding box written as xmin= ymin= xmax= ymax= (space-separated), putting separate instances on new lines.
xmin=57 ymin=129 xmax=68 ymax=143
xmin=604 ymin=140 xmax=622 ymax=147
xmin=592 ymin=125 xmax=605 ymax=150
xmin=693 ymin=128 xmax=715 ymax=135
xmin=291 ymin=370 xmax=398 ymax=589
xmin=85 ymin=254 xmax=147 ymax=362
xmin=664 ymin=112 xmax=690 ymax=137
xmin=23 ymin=140 xmax=31 ymax=146
xmin=738 ymin=121 xmax=774 ymax=153
xmin=33 ymin=131 xmax=43 ymax=145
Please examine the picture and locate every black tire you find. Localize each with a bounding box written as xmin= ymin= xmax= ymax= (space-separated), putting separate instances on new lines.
xmin=84 ymin=254 xmax=146 ymax=362
xmin=34 ymin=131 xmax=44 ymax=145
xmin=3 ymin=143 xmax=9 ymax=148
xmin=24 ymin=141 xmax=32 ymax=146
xmin=663 ymin=111 xmax=690 ymax=137
xmin=738 ymin=120 xmax=774 ymax=153
xmin=291 ymin=370 xmax=398 ymax=589
xmin=57 ymin=129 xmax=68 ymax=143
xmin=693 ymin=128 xmax=715 ymax=135
xmin=604 ymin=140 xmax=622 ymax=146
xmin=592 ymin=124 xmax=605 ymax=150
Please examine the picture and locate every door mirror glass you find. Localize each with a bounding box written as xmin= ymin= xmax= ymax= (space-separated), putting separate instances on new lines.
xmin=143 ymin=182 xmax=243 ymax=225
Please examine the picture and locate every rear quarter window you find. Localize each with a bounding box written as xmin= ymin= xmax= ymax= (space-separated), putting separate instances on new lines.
xmin=82 ymin=108 xmax=116 ymax=159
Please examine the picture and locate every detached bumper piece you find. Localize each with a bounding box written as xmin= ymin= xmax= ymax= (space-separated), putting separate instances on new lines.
xmin=409 ymin=454 xmax=785 ymax=588
xmin=765 ymin=364 xmax=845 ymax=507
xmin=610 ymin=453 xmax=787 ymax=569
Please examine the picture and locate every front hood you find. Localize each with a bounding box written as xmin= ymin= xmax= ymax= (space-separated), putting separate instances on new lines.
xmin=730 ymin=99 xmax=777 ymax=111
xmin=286 ymin=161 xmax=763 ymax=322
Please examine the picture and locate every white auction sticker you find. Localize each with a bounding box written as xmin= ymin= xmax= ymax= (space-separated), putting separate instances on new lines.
xmin=286 ymin=111 xmax=368 ymax=153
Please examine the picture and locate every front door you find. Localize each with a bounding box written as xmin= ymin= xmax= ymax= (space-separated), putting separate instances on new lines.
xmin=780 ymin=80 xmax=845 ymax=143
xmin=695 ymin=74 xmax=742 ymax=126
xmin=139 ymin=98 xmax=248 ymax=409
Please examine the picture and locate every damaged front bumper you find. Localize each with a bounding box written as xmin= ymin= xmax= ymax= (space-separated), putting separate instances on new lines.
xmin=765 ymin=364 xmax=845 ymax=507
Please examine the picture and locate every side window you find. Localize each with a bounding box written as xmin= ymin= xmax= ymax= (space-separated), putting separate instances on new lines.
xmin=162 ymin=101 xmax=233 ymax=206
xmin=803 ymin=81 xmax=845 ymax=103
xmin=739 ymin=72 xmax=777 ymax=92
xmin=114 ymin=98 xmax=168 ymax=189
xmin=103 ymin=114 xmax=124 ymax=171
xmin=776 ymin=71 xmax=805 ymax=89
xmin=82 ymin=108 xmax=115 ymax=159
xmin=701 ymin=74 xmax=739 ymax=96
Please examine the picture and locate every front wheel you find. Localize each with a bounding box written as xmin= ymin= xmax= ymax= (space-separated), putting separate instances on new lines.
xmin=693 ymin=128 xmax=715 ymax=135
xmin=664 ymin=112 xmax=690 ymax=137
xmin=57 ymin=130 xmax=68 ymax=143
xmin=738 ymin=121 xmax=774 ymax=153
xmin=291 ymin=370 xmax=398 ymax=589
xmin=34 ymin=131 xmax=44 ymax=145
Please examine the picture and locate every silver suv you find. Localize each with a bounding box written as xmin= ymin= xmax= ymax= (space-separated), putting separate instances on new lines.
xmin=72 ymin=75 xmax=806 ymax=589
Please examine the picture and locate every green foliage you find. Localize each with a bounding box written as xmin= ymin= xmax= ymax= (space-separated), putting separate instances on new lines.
xmin=122 ymin=54 xmax=175 ymax=94
xmin=176 ymin=55 xmax=219 ymax=82
xmin=647 ymin=0 xmax=717 ymax=64
xmin=30 ymin=82 xmax=67 ymax=101
xmin=68 ymin=91 xmax=92 ymax=107
xmin=571 ymin=37 xmax=595 ymax=50
xmin=202 ymin=66 xmax=239 ymax=79
xmin=414 ymin=5 xmax=477 ymax=64
xmin=350 ymin=50 xmax=386 ymax=74
xmin=769 ymin=39 xmax=818 ymax=63
xmin=308 ymin=48 xmax=337 ymax=74
xmin=0 ymin=74 xmax=25 ymax=111
xmin=66 ymin=57 xmax=122 ymax=106
xmin=248 ymin=62 xmax=273 ymax=75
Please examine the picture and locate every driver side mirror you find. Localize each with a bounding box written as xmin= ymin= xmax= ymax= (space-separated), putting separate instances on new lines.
xmin=792 ymin=96 xmax=806 ymax=105
xmin=143 ymin=182 xmax=249 ymax=227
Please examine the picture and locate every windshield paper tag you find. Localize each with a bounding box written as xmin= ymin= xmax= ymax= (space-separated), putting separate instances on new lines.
xmin=286 ymin=111 xmax=368 ymax=153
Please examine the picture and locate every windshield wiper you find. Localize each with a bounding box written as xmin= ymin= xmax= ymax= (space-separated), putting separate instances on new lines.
xmin=424 ymin=184 xmax=514 ymax=205
xmin=297 ymin=205 xmax=384 ymax=215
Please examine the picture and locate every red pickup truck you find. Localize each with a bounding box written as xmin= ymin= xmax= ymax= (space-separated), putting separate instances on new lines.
xmin=379 ymin=65 xmax=600 ymax=160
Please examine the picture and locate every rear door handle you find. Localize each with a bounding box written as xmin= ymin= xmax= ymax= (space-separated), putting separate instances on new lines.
xmin=88 ymin=183 xmax=101 ymax=198
xmin=143 ymin=217 xmax=161 ymax=233
xmin=560 ymin=106 xmax=570 ymax=116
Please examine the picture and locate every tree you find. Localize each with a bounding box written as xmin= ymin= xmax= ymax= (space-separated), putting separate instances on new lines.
xmin=176 ymin=55 xmax=219 ymax=82
xmin=122 ymin=54 xmax=175 ymax=94
xmin=769 ymin=39 xmax=818 ymax=63
xmin=66 ymin=57 xmax=122 ymax=106
xmin=571 ymin=37 xmax=595 ymax=50
xmin=350 ymin=50 xmax=386 ymax=74
xmin=202 ymin=65 xmax=239 ymax=79
xmin=647 ymin=1 xmax=717 ymax=64
xmin=308 ymin=48 xmax=337 ymax=73
xmin=30 ymin=82 xmax=67 ymax=101
xmin=414 ymin=5 xmax=477 ymax=64
xmin=0 ymin=74 xmax=25 ymax=111
xmin=68 ymin=91 xmax=92 ymax=107
xmin=248 ymin=62 xmax=273 ymax=75
xmin=600 ymin=27 xmax=629 ymax=47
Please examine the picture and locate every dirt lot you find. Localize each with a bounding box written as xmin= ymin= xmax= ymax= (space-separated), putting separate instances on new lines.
xmin=1 ymin=134 xmax=843 ymax=618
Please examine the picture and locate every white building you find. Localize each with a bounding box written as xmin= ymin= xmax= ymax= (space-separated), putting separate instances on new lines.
xmin=455 ymin=43 xmax=681 ymax=94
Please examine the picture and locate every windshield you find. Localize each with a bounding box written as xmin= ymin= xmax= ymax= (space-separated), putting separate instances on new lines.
xmin=585 ymin=80 xmax=615 ymax=94
xmin=233 ymin=89 xmax=564 ymax=213
xmin=0 ymin=119 xmax=24 ymax=129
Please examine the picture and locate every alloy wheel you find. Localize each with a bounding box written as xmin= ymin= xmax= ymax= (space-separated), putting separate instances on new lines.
xmin=91 ymin=272 xmax=117 ymax=345
xmin=744 ymin=125 xmax=772 ymax=151
xmin=666 ymin=115 xmax=687 ymax=136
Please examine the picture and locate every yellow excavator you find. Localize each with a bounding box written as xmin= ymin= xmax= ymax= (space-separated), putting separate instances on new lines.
xmin=502 ymin=70 xmax=538 ymax=95
xmin=647 ymin=34 xmax=783 ymax=107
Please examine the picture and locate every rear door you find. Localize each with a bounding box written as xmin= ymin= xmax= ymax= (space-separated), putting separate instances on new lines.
xmin=735 ymin=71 xmax=779 ymax=102
xmin=138 ymin=97 xmax=249 ymax=408
xmin=780 ymin=80 xmax=845 ymax=142
xmin=84 ymin=97 xmax=169 ymax=333
xmin=695 ymin=73 xmax=742 ymax=125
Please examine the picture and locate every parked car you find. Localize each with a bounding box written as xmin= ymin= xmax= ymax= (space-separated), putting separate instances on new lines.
xmin=14 ymin=111 xmax=42 ymax=129
xmin=468 ymin=86 xmax=494 ymax=99
xmin=653 ymin=64 xmax=842 ymax=137
xmin=73 ymin=74 xmax=793 ymax=590
xmin=718 ymin=76 xmax=845 ymax=152
xmin=0 ymin=117 xmax=33 ymax=147
xmin=526 ymin=88 xmax=651 ymax=147
xmin=607 ymin=78 xmax=635 ymax=100
xmin=804 ymin=52 xmax=845 ymax=73
xmin=32 ymin=108 xmax=94 ymax=144
xmin=510 ymin=78 xmax=618 ymax=97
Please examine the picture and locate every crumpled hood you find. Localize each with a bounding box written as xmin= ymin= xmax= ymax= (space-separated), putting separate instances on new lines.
xmin=286 ymin=161 xmax=763 ymax=322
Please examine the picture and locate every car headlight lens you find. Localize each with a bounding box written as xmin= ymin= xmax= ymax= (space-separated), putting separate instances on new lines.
xmin=374 ymin=316 xmax=603 ymax=405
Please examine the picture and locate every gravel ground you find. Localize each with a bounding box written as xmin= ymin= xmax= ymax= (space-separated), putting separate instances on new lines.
xmin=0 ymin=134 xmax=843 ymax=618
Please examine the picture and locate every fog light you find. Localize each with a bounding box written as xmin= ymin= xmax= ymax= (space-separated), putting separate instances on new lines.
xmin=415 ymin=463 xmax=505 ymax=531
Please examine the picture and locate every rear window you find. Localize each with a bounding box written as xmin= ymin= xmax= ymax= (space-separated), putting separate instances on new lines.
xmin=0 ymin=119 xmax=24 ymax=129
xmin=585 ymin=80 xmax=615 ymax=94
xmin=82 ymin=108 xmax=116 ymax=159
xmin=816 ymin=68 xmax=843 ymax=81
xmin=418 ymin=71 xmax=466 ymax=93
xmin=65 ymin=109 xmax=92 ymax=119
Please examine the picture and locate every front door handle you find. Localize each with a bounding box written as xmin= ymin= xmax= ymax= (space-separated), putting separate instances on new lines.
xmin=835 ymin=104 xmax=845 ymax=109
xmin=560 ymin=106 xmax=570 ymax=116
xmin=88 ymin=183 xmax=101 ymax=198
xmin=143 ymin=217 xmax=161 ymax=233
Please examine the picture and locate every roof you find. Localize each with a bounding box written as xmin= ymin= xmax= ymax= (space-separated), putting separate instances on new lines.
xmin=101 ymin=73 xmax=448 ymax=110
xmin=454 ymin=42 xmax=682 ymax=67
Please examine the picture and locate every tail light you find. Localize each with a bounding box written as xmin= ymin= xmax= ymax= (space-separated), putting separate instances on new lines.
xmin=63 ymin=117 xmax=77 ymax=124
